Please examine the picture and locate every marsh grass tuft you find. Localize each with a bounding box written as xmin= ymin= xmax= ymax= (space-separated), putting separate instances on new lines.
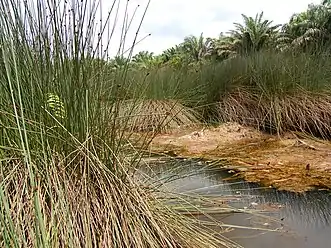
xmin=0 ymin=0 xmax=241 ymax=247
xmin=214 ymin=52 xmax=331 ymax=136
xmin=117 ymin=99 xmax=201 ymax=132
xmin=219 ymin=89 xmax=331 ymax=137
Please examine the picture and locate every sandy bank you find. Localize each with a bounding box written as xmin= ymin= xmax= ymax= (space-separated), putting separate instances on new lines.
xmin=149 ymin=122 xmax=331 ymax=192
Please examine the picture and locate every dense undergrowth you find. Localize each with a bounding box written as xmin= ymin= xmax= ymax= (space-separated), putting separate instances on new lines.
xmin=126 ymin=51 xmax=331 ymax=137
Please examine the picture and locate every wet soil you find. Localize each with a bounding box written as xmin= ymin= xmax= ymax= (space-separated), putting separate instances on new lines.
xmin=148 ymin=122 xmax=331 ymax=192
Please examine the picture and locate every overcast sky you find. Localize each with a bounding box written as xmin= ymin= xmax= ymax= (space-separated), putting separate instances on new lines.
xmin=102 ymin=0 xmax=321 ymax=56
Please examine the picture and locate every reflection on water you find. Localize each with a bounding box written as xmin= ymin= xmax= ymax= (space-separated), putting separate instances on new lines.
xmin=139 ymin=158 xmax=331 ymax=248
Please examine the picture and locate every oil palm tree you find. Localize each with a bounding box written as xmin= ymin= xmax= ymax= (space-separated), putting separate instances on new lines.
xmin=220 ymin=12 xmax=280 ymax=56
xmin=109 ymin=55 xmax=129 ymax=69
xmin=323 ymin=0 xmax=331 ymax=6
xmin=209 ymin=33 xmax=239 ymax=60
xmin=278 ymin=4 xmax=331 ymax=51
xmin=132 ymin=51 xmax=156 ymax=68
xmin=181 ymin=33 xmax=213 ymax=62
xmin=160 ymin=45 xmax=183 ymax=63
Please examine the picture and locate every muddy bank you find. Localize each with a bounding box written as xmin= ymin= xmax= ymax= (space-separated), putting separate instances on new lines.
xmin=148 ymin=122 xmax=331 ymax=192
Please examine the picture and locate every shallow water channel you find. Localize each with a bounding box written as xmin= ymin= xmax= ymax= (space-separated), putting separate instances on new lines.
xmin=139 ymin=158 xmax=331 ymax=248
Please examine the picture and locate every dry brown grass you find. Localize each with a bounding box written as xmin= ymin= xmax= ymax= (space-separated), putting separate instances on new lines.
xmin=116 ymin=100 xmax=201 ymax=133
xmin=218 ymin=88 xmax=331 ymax=138
xmin=0 ymin=152 xmax=239 ymax=248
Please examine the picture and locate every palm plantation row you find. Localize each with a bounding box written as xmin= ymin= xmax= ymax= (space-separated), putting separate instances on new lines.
xmin=115 ymin=2 xmax=331 ymax=69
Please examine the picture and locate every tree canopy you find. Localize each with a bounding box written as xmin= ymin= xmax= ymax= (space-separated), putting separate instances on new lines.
xmin=106 ymin=1 xmax=331 ymax=69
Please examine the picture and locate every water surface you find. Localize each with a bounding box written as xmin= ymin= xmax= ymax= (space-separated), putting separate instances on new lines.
xmin=139 ymin=158 xmax=331 ymax=248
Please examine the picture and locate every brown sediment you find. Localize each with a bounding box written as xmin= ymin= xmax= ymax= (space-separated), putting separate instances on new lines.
xmin=148 ymin=122 xmax=331 ymax=192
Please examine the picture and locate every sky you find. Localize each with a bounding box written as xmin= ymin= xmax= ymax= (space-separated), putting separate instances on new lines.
xmin=101 ymin=0 xmax=322 ymax=56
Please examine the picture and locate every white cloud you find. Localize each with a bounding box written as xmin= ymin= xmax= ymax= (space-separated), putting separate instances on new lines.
xmin=101 ymin=0 xmax=322 ymax=56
